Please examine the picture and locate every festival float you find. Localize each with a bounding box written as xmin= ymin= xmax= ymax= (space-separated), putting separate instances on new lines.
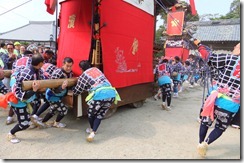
xmin=21 ymin=0 xmax=195 ymax=118
xmin=163 ymin=0 xmax=197 ymax=61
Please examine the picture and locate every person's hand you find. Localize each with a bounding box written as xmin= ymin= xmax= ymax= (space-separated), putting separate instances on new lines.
xmin=62 ymin=80 xmax=68 ymax=89
xmin=193 ymin=39 xmax=201 ymax=46
xmin=232 ymin=43 xmax=240 ymax=55
xmin=9 ymin=53 xmax=17 ymax=59
xmin=32 ymin=80 xmax=40 ymax=92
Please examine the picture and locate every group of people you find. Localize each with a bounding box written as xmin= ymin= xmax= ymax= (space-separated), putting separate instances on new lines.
xmin=0 ymin=39 xmax=240 ymax=158
xmin=153 ymin=52 xmax=205 ymax=110
xmin=1 ymin=42 xmax=55 ymax=125
xmin=0 ymin=41 xmax=120 ymax=144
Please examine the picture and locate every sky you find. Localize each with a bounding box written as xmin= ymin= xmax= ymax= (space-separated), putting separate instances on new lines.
xmin=191 ymin=0 xmax=234 ymax=16
xmin=0 ymin=0 xmax=241 ymax=33
xmin=156 ymin=0 xmax=236 ymax=29
xmin=0 ymin=0 xmax=59 ymax=33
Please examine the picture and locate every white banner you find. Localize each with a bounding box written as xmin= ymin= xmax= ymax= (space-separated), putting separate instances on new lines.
xmin=123 ymin=0 xmax=154 ymax=15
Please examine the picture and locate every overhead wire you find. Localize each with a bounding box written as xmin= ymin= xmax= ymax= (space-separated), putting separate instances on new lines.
xmin=0 ymin=5 xmax=30 ymax=20
xmin=0 ymin=0 xmax=32 ymax=16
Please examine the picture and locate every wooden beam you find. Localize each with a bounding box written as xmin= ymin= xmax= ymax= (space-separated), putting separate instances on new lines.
xmin=22 ymin=77 xmax=78 ymax=91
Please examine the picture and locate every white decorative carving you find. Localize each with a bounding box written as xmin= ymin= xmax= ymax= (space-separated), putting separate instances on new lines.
xmin=115 ymin=47 xmax=138 ymax=73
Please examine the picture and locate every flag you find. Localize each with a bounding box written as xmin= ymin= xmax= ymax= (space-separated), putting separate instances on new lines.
xmin=45 ymin=0 xmax=57 ymax=15
xmin=189 ymin=0 xmax=197 ymax=16
xmin=166 ymin=11 xmax=185 ymax=36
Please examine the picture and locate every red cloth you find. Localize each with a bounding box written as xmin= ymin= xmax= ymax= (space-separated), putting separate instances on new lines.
xmin=198 ymin=45 xmax=210 ymax=61
xmin=58 ymin=0 xmax=154 ymax=87
xmin=171 ymin=6 xmax=176 ymax=12
xmin=201 ymin=91 xmax=218 ymax=121
xmin=100 ymin=0 xmax=154 ymax=88
xmin=233 ymin=60 xmax=240 ymax=79
xmin=45 ymin=0 xmax=57 ymax=15
xmin=0 ymin=92 xmax=18 ymax=109
xmin=165 ymin=48 xmax=189 ymax=62
xmin=57 ymin=0 xmax=92 ymax=76
xmin=189 ymin=0 xmax=197 ymax=16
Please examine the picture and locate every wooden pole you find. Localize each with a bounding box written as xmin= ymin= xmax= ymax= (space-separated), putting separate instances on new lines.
xmin=22 ymin=77 xmax=78 ymax=91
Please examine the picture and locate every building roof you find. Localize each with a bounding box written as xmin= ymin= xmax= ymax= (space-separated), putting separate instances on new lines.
xmin=187 ymin=18 xmax=240 ymax=42
xmin=0 ymin=21 xmax=57 ymax=42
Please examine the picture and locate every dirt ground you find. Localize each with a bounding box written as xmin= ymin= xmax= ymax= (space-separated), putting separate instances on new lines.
xmin=0 ymin=84 xmax=240 ymax=160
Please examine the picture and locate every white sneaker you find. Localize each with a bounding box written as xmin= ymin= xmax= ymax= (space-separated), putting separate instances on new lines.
xmin=166 ymin=106 xmax=171 ymax=111
xmin=53 ymin=121 xmax=66 ymax=128
xmin=7 ymin=133 xmax=20 ymax=144
xmin=161 ymin=102 xmax=166 ymax=110
xmin=231 ymin=124 xmax=240 ymax=129
xmin=32 ymin=114 xmax=43 ymax=121
xmin=86 ymin=128 xmax=92 ymax=134
xmin=153 ymin=95 xmax=158 ymax=101
xmin=86 ymin=128 xmax=97 ymax=134
xmin=188 ymin=84 xmax=194 ymax=88
xmin=173 ymin=93 xmax=178 ymax=98
xmin=86 ymin=132 xmax=95 ymax=142
xmin=197 ymin=142 xmax=208 ymax=157
xmin=6 ymin=116 xmax=14 ymax=125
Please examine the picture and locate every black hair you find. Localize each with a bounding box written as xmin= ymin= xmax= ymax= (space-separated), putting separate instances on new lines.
xmin=162 ymin=59 xmax=168 ymax=63
xmin=189 ymin=54 xmax=196 ymax=60
xmin=185 ymin=60 xmax=190 ymax=66
xmin=23 ymin=50 xmax=33 ymax=56
xmin=45 ymin=50 xmax=54 ymax=56
xmin=7 ymin=43 xmax=15 ymax=48
xmin=79 ymin=60 xmax=92 ymax=71
xmin=31 ymin=53 xmax=44 ymax=66
xmin=1 ymin=42 xmax=5 ymax=48
xmin=63 ymin=57 xmax=73 ymax=64
xmin=174 ymin=56 xmax=180 ymax=62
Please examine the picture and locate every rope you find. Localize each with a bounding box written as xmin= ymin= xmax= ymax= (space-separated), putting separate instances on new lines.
xmin=199 ymin=46 xmax=215 ymax=107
